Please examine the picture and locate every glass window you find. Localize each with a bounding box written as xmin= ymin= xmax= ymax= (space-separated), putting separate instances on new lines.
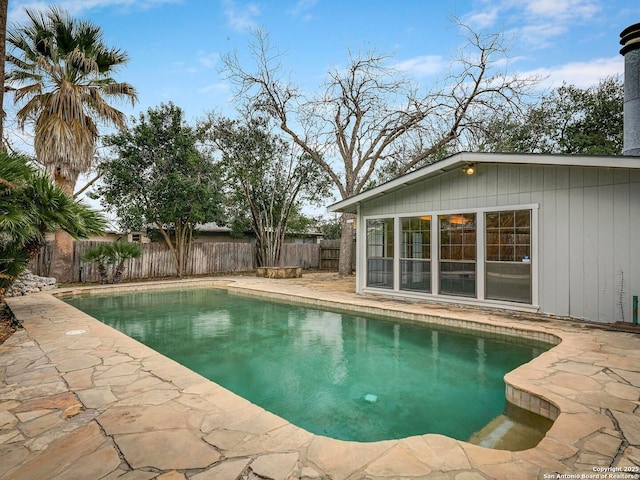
xmin=439 ymin=213 xmax=476 ymax=297
xmin=366 ymin=218 xmax=394 ymax=289
xmin=400 ymin=216 xmax=431 ymax=292
xmin=485 ymin=210 xmax=532 ymax=303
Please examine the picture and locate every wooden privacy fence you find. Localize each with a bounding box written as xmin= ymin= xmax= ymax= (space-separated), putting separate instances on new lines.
xmin=279 ymin=243 xmax=320 ymax=269
xmin=30 ymin=241 xmax=328 ymax=283
xmin=319 ymin=239 xmax=356 ymax=271
xmin=319 ymin=239 xmax=341 ymax=270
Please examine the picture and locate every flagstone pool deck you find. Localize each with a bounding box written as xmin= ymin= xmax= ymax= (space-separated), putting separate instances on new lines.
xmin=1 ymin=272 xmax=640 ymax=480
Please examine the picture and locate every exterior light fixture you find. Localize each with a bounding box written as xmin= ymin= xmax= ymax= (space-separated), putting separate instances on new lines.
xmin=463 ymin=165 xmax=476 ymax=175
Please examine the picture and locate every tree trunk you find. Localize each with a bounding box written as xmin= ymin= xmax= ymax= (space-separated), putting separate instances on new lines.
xmin=112 ymin=262 xmax=125 ymax=284
xmin=97 ymin=264 xmax=108 ymax=284
xmin=338 ymin=213 xmax=355 ymax=275
xmin=0 ymin=0 xmax=8 ymax=145
xmin=49 ymin=175 xmax=76 ymax=284
xmin=50 ymin=230 xmax=75 ymax=283
xmin=155 ymin=222 xmax=182 ymax=277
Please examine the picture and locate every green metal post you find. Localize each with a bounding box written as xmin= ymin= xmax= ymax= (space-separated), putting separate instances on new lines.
xmin=634 ymin=295 xmax=638 ymax=326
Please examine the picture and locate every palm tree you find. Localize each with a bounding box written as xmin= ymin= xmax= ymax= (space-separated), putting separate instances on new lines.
xmin=80 ymin=244 xmax=111 ymax=284
xmin=0 ymin=151 xmax=107 ymax=299
xmin=81 ymin=241 xmax=141 ymax=284
xmin=0 ymin=154 xmax=38 ymax=291
xmin=109 ymin=242 xmax=141 ymax=284
xmin=0 ymin=0 xmax=8 ymax=143
xmin=5 ymin=6 xmax=137 ymax=282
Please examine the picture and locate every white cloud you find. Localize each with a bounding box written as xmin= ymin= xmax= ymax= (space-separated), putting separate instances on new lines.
xmin=288 ymin=0 xmax=318 ymax=20
xmin=8 ymin=2 xmax=48 ymax=23
xmin=392 ymin=55 xmax=445 ymax=77
xmin=464 ymin=8 xmax=500 ymax=29
xmin=169 ymin=51 xmax=219 ymax=74
xmin=9 ymin=0 xmax=182 ymax=22
xmin=197 ymin=51 xmax=220 ymax=69
xmin=222 ymin=0 xmax=261 ymax=32
xmin=522 ymin=56 xmax=623 ymax=89
xmin=524 ymin=0 xmax=599 ymax=21
xmin=508 ymin=23 xmax=568 ymax=49
xmin=463 ymin=0 xmax=601 ymax=49
xmin=199 ymin=82 xmax=231 ymax=95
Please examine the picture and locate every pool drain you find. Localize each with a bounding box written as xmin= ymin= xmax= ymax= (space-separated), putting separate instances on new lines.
xmin=363 ymin=393 xmax=378 ymax=403
xmin=65 ymin=329 xmax=87 ymax=336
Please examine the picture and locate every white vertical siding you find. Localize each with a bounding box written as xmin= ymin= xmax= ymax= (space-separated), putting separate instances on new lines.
xmin=630 ymin=172 xmax=640 ymax=324
xmin=359 ymin=162 xmax=640 ymax=323
xmin=598 ymin=184 xmax=615 ymax=322
xmin=556 ymin=185 xmax=571 ymax=316
xmin=540 ymin=188 xmax=559 ymax=314
xmin=568 ymin=178 xmax=585 ymax=319
xmin=581 ymin=186 xmax=600 ymax=320
xmin=613 ymin=181 xmax=631 ymax=322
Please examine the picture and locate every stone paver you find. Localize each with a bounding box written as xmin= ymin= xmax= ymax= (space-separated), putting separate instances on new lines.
xmin=1 ymin=273 xmax=640 ymax=479
xmin=612 ymin=411 xmax=640 ymax=445
xmin=249 ymin=452 xmax=299 ymax=479
xmin=114 ymin=429 xmax=222 ymax=470
xmin=192 ymin=458 xmax=251 ymax=480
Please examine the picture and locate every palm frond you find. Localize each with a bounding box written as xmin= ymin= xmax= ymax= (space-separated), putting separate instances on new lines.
xmin=6 ymin=5 xmax=138 ymax=188
xmin=0 ymin=151 xmax=106 ymax=293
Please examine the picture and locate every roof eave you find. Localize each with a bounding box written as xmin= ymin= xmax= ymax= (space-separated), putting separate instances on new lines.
xmin=327 ymin=152 xmax=640 ymax=214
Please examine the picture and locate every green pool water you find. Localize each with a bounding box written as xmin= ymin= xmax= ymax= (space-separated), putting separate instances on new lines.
xmin=65 ymin=288 xmax=549 ymax=442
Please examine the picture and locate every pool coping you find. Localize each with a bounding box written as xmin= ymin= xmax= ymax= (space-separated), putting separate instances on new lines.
xmin=2 ymin=273 xmax=640 ymax=479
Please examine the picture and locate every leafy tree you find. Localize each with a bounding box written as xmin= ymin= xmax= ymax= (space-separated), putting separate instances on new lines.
xmin=81 ymin=241 xmax=141 ymax=284
xmin=317 ymin=216 xmax=342 ymax=240
xmin=206 ymin=117 xmax=329 ymax=267
xmin=94 ymin=103 xmax=225 ymax=277
xmin=0 ymin=151 xmax=106 ymax=298
xmin=222 ymin=21 xmax=539 ymax=274
xmin=5 ymin=6 xmax=137 ymax=282
xmin=478 ymin=77 xmax=623 ymax=155
xmin=285 ymin=208 xmax=320 ymax=237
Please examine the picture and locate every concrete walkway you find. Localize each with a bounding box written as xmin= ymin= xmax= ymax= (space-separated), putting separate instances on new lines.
xmin=1 ymin=273 xmax=639 ymax=480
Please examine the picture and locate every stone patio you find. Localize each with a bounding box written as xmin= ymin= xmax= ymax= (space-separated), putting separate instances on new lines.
xmin=1 ymin=272 xmax=640 ymax=479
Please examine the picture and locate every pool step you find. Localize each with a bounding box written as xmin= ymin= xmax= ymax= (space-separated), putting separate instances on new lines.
xmin=468 ymin=413 xmax=548 ymax=451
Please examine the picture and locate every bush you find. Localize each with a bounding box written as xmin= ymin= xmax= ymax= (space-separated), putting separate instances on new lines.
xmin=81 ymin=242 xmax=141 ymax=284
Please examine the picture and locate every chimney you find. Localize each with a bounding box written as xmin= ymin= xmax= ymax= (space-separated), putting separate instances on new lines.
xmin=620 ymin=22 xmax=640 ymax=156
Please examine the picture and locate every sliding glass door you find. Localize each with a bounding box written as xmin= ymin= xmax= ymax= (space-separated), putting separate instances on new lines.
xmin=363 ymin=208 xmax=534 ymax=305
xmin=366 ymin=218 xmax=394 ymax=288
xmin=485 ymin=210 xmax=532 ymax=303
xmin=400 ymin=216 xmax=431 ymax=292
xmin=439 ymin=214 xmax=476 ymax=297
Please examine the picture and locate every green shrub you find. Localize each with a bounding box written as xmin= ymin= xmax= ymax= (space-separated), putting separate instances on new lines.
xmin=81 ymin=242 xmax=141 ymax=284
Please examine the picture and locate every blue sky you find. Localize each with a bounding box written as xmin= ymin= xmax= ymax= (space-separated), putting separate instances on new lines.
xmin=4 ymin=0 xmax=640 ymax=219
xmin=5 ymin=0 xmax=640 ymax=129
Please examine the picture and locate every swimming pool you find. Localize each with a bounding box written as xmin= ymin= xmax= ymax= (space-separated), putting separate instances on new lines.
xmin=65 ymin=288 xmax=551 ymax=442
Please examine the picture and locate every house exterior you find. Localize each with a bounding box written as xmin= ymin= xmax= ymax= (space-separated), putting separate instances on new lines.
xmin=328 ymin=151 xmax=640 ymax=324
xmin=88 ymin=222 xmax=323 ymax=245
xmin=46 ymin=229 xmax=150 ymax=244
xmin=191 ymin=223 xmax=325 ymax=244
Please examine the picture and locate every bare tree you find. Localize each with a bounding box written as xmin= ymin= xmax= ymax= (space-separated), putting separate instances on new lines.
xmin=222 ymin=20 xmax=539 ymax=275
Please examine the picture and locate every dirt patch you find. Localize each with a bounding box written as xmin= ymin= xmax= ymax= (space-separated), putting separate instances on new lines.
xmin=300 ymin=274 xmax=356 ymax=293
xmin=607 ymin=321 xmax=640 ymax=333
xmin=271 ymin=272 xmax=357 ymax=293
xmin=0 ymin=304 xmax=17 ymax=345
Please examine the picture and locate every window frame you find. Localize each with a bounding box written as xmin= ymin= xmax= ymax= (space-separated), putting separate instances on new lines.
xmin=485 ymin=209 xmax=533 ymax=304
xmin=359 ymin=204 xmax=539 ymax=308
xmin=365 ymin=217 xmax=395 ymax=289
xmin=399 ymin=216 xmax=432 ymax=293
